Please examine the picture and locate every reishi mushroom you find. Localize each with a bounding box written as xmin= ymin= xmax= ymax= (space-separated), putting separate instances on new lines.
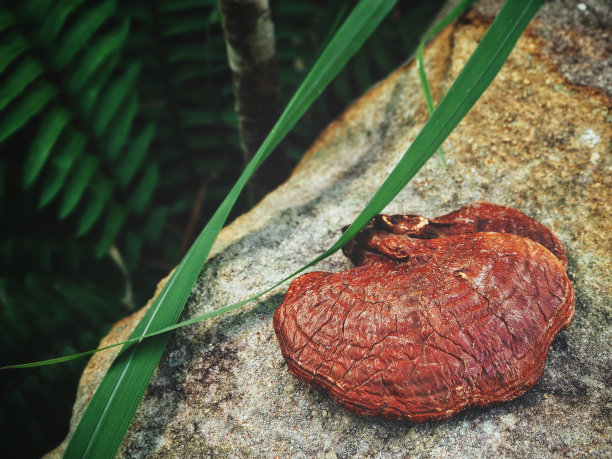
xmin=273 ymin=203 xmax=574 ymax=421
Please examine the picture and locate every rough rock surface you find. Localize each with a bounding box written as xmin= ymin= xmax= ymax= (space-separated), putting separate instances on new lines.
xmin=50 ymin=1 xmax=611 ymax=457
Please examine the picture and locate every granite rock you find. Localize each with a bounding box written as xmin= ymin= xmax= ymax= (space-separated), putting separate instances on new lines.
xmin=49 ymin=1 xmax=611 ymax=457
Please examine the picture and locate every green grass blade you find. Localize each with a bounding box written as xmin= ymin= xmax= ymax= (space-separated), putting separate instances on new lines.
xmin=63 ymin=2 xmax=398 ymax=457
xmin=2 ymin=0 xmax=542 ymax=372
xmin=416 ymin=0 xmax=477 ymax=167
xmin=1 ymin=17 xmax=544 ymax=459
xmin=336 ymin=0 xmax=546 ymax=251
xmin=3 ymin=3 xmax=545 ymax=457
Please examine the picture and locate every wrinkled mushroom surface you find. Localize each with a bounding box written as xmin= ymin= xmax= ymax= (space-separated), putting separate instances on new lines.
xmin=343 ymin=202 xmax=568 ymax=269
xmin=273 ymin=204 xmax=575 ymax=421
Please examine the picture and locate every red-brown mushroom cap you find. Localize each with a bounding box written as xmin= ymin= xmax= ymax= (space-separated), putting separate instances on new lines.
xmin=274 ymin=231 xmax=574 ymax=421
xmin=343 ymin=202 xmax=568 ymax=270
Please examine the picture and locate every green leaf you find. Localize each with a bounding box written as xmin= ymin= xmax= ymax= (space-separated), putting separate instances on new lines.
xmin=0 ymin=8 xmax=16 ymax=33
xmin=95 ymin=204 xmax=126 ymax=258
xmin=179 ymin=108 xmax=215 ymax=127
xmin=38 ymin=130 xmax=86 ymax=208
xmin=77 ymin=178 xmax=114 ymax=236
xmin=160 ymin=0 xmax=216 ymax=13
xmin=38 ymin=0 xmax=86 ymax=43
xmin=115 ymin=124 xmax=155 ymax=186
xmin=63 ymin=1 xmax=399 ymax=456
xmin=59 ymin=155 xmax=100 ymax=218
xmin=0 ymin=56 xmax=43 ymax=112
xmin=0 ymin=82 xmax=56 ymax=143
xmin=51 ymin=0 xmax=116 ymax=69
xmin=18 ymin=0 xmax=53 ymax=19
xmin=23 ymin=105 xmax=71 ymax=187
xmin=416 ymin=0 xmax=477 ymax=167
xmin=128 ymin=164 xmax=158 ymax=215
xmin=25 ymin=0 xmax=545 ymax=368
xmin=0 ymin=33 xmax=29 ymax=77
xmin=143 ymin=206 xmax=167 ymax=243
xmin=163 ymin=15 xmax=208 ymax=37
xmin=66 ymin=20 xmax=130 ymax=94
xmin=78 ymin=53 xmax=120 ymax=116
xmin=105 ymin=93 xmax=138 ymax=161
xmin=92 ymin=63 xmax=141 ymax=137
xmin=124 ymin=230 xmax=143 ymax=271
xmin=167 ymin=43 xmax=207 ymax=63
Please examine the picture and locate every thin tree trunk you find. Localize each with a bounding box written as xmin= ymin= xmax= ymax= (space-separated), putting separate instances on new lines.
xmin=219 ymin=0 xmax=288 ymax=204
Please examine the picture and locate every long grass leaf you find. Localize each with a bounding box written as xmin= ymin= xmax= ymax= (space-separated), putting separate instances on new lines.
xmin=2 ymin=13 xmax=544 ymax=456
xmin=416 ymin=0 xmax=477 ymax=167
xmin=63 ymin=2 xmax=398 ymax=456
xmin=0 ymin=0 xmax=546 ymax=457
xmin=8 ymin=0 xmax=545 ymax=372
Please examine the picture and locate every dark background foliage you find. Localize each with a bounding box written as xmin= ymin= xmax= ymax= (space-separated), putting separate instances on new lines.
xmin=0 ymin=0 xmax=443 ymax=456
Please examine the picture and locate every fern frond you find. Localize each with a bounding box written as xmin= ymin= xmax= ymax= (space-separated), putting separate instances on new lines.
xmin=116 ymin=123 xmax=156 ymax=186
xmin=51 ymin=0 xmax=116 ymax=68
xmin=0 ymin=81 xmax=56 ymax=143
xmin=66 ymin=20 xmax=130 ymax=94
xmin=38 ymin=0 xmax=86 ymax=43
xmin=23 ymin=106 xmax=71 ymax=187
xmin=77 ymin=177 xmax=114 ymax=236
xmin=92 ymin=62 xmax=141 ymax=137
xmin=0 ymin=56 xmax=43 ymax=112
xmin=96 ymin=203 xmax=126 ymax=258
xmin=59 ymin=154 xmax=100 ymax=219
xmin=38 ymin=129 xmax=85 ymax=208
xmin=105 ymin=93 xmax=138 ymax=160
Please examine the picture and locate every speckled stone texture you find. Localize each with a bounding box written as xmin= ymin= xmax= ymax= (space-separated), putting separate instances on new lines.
xmin=49 ymin=1 xmax=611 ymax=457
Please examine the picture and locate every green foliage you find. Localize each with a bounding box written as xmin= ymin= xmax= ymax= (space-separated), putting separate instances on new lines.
xmin=63 ymin=0 xmax=544 ymax=456
xmin=0 ymin=0 xmax=447 ymax=456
